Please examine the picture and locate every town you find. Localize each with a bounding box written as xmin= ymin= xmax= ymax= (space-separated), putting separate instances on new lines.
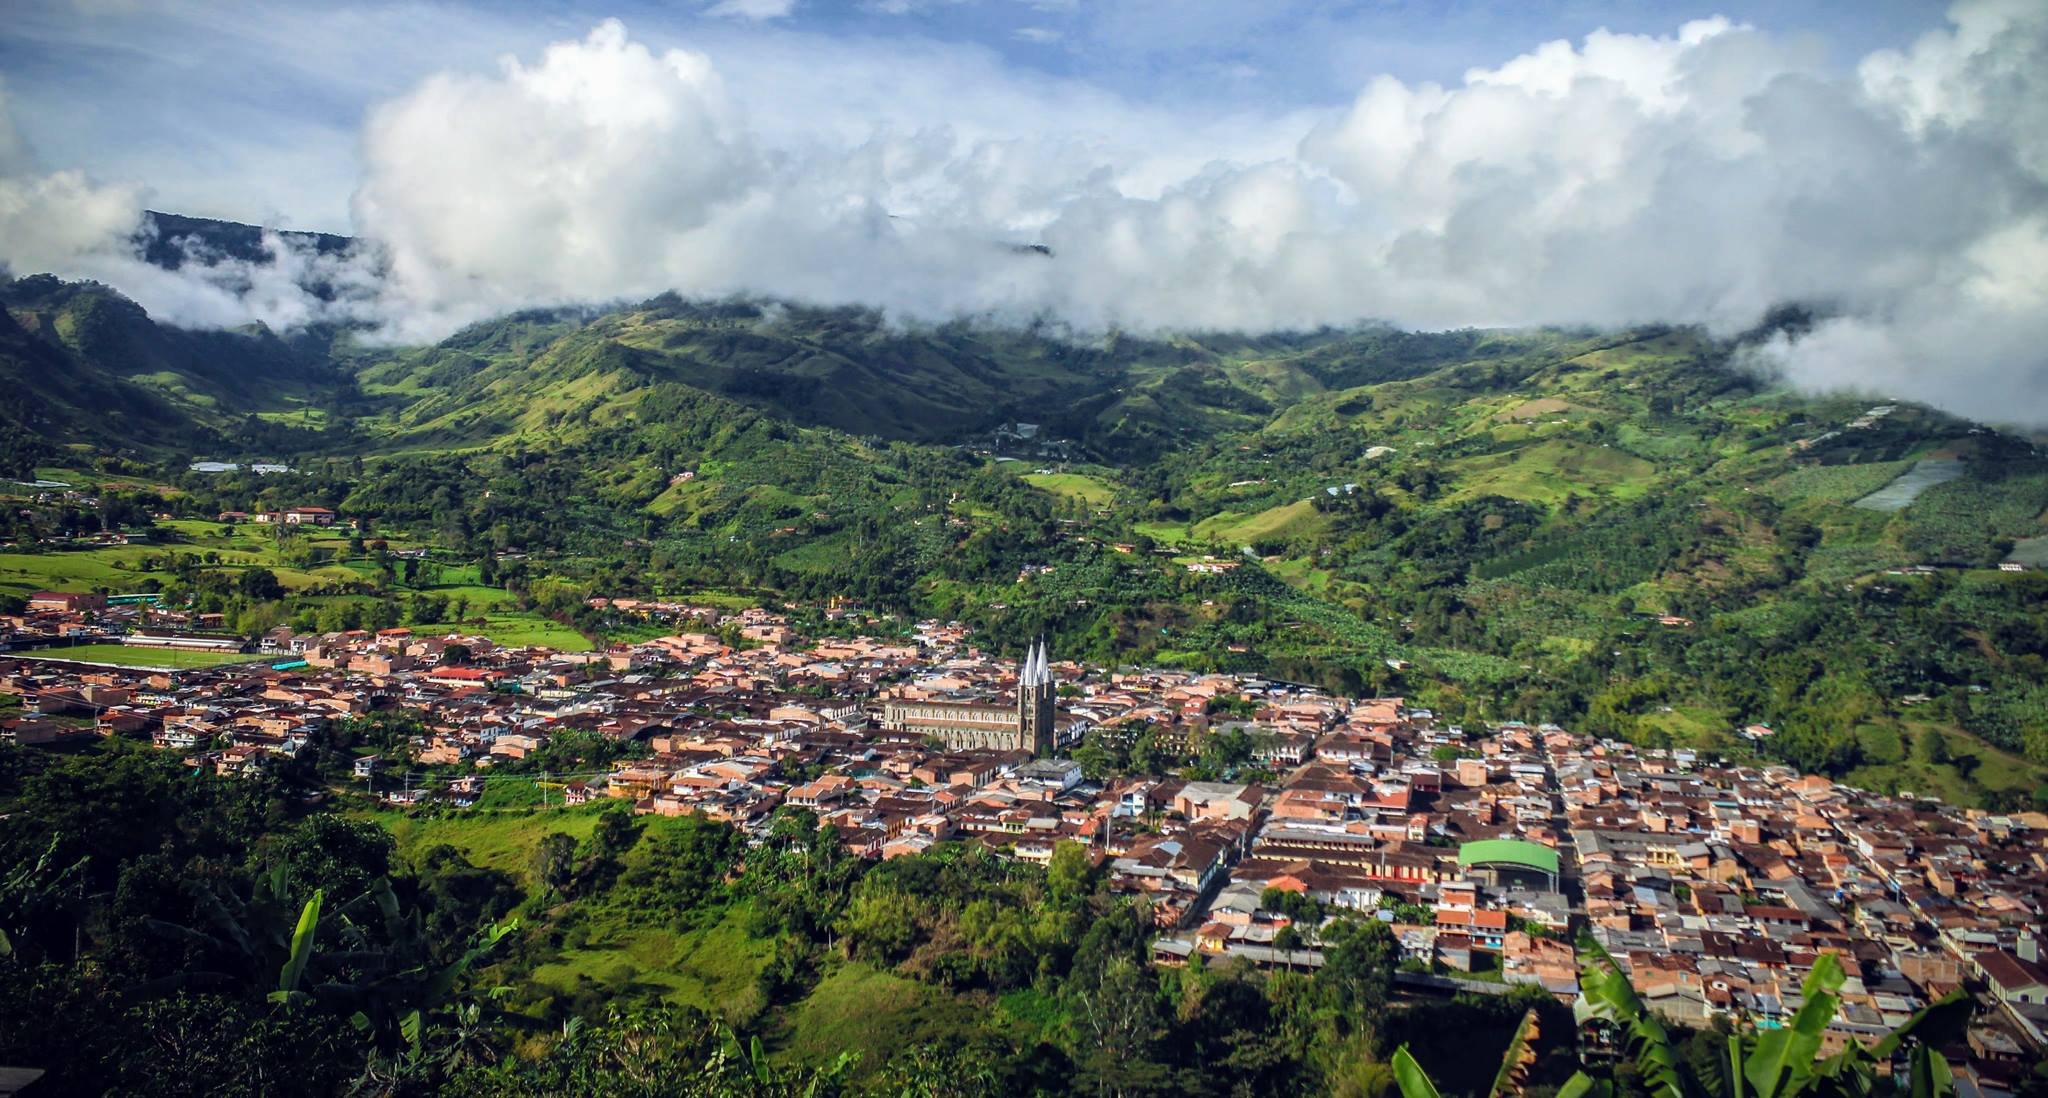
xmin=3 ymin=591 xmax=2043 ymax=1094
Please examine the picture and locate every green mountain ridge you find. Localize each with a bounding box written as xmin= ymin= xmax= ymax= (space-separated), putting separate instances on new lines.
xmin=4 ymin=234 xmax=2046 ymax=804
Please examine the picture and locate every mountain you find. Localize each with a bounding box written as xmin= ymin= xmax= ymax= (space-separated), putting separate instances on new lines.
xmin=3 ymin=213 xmax=2045 ymax=804
xmin=0 ymin=273 xmax=350 ymax=474
xmin=137 ymin=210 xmax=353 ymax=271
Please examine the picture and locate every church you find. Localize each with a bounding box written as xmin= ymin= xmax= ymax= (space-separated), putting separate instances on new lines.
xmin=881 ymin=639 xmax=1058 ymax=756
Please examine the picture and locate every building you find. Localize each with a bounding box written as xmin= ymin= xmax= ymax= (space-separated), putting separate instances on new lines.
xmin=27 ymin=592 xmax=105 ymax=614
xmin=282 ymin=507 xmax=338 ymax=526
xmin=882 ymin=639 xmax=1058 ymax=756
xmin=1978 ymin=950 xmax=2048 ymax=1007
xmin=123 ymin=630 xmax=246 ymax=652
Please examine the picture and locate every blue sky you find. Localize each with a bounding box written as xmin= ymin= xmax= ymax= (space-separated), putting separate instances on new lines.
xmin=6 ymin=0 xmax=2043 ymax=429
xmin=1 ymin=0 xmax=1952 ymax=230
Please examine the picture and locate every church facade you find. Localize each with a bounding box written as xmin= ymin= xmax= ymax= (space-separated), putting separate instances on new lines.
xmin=882 ymin=639 xmax=1058 ymax=756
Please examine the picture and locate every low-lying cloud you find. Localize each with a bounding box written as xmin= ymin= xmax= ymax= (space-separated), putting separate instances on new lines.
xmin=2 ymin=2 xmax=2045 ymax=423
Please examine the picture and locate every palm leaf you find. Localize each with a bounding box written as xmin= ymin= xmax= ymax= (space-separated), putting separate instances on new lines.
xmin=1578 ymin=942 xmax=1686 ymax=1098
xmin=1872 ymin=993 xmax=1971 ymax=1059
xmin=1392 ymin=1047 xmax=1443 ymax=1098
xmin=1556 ymin=1072 xmax=1611 ymax=1098
xmin=1906 ymin=1046 xmax=1952 ymax=1098
xmin=1490 ymin=1008 xmax=1541 ymax=1098
xmin=274 ymin=888 xmax=323 ymax=996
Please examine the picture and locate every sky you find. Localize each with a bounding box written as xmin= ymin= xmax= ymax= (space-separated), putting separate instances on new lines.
xmin=0 ymin=0 xmax=1956 ymax=230
xmin=1 ymin=0 xmax=2045 ymax=423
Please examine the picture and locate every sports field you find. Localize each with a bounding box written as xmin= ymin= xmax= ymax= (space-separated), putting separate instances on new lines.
xmin=15 ymin=643 xmax=267 ymax=669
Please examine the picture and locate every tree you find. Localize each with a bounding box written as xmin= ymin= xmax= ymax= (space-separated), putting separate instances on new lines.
xmin=587 ymin=807 xmax=641 ymax=863
xmin=1318 ymin=916 xmax=1395 ymax=1027
xmin=259 ymin=814 xmax=393 ymax=901
xmin=581 ymin=807 xmax=642 ymax=892
xmin=1047 ymin=840 xmax=1099 ymax=905
xmin=1069 ymin=956 xmax=1171 ymax=1098
xmin=235 ymin=567 xmax=285 ymax=602
xmin=532 ymin=833 xmax=578 ymax=900
xmin=1913 ymin=727 xmax=1950 ymax=766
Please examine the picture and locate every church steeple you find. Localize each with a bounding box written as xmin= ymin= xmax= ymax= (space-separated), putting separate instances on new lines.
xmin=1018 ymin=637 xmax=1057 ymax=756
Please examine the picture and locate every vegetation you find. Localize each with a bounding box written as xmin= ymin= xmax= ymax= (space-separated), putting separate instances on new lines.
xmin=0 ymin=740 xmax=1534 ymax=1096
xmin=6 ymin=269 xmax=2046 ymax=803
xmin=5 ymin=736 xmax=1983 ymax=1095
xmin=1392 ymin=946 xmax=1972 ymax=1098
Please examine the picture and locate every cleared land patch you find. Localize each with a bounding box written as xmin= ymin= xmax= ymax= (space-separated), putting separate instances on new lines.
xmin=2007 ymin=535 xmax=2048 ymax=568
xmin=1021 ymin=472 xmax=1117 ymax=505
xmin=1187 ymin=498 xmax=1327 ymax=546
xmin=1492 ymin=397 xmax=1578 ymax=422
xmin=1446 ymin=440 xmax=1657 ymax=504
xmin=1854 ymin=458 xmax=1964 ymax=511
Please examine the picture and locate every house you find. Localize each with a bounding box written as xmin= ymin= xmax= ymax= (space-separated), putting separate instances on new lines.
xmin=1434 ymin=907 xmax=1510 ymax=951
xmin=1977 ymin=950 xmax=2048 ymax=1006
xmin=428 ymin=666 xmax=505 ymax=687
xmin=27 ymin=591 xmax=105 ymax=614
xmin=282 ymin=506 xmax=339 ymax=526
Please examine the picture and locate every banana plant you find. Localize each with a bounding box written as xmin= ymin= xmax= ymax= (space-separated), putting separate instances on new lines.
xmin=1392 ymin=942 xmax=1969 ymax=1098
xmin=0 ymin=834 xmax=90 ymax=962
xmin=1488 ymin=1008 xmax=1543 ymax=1098
xmin=271 ymin=887 xmax=324 ymax=1002
xmin=1574 ymin=939 xmax=1690 ymax=1098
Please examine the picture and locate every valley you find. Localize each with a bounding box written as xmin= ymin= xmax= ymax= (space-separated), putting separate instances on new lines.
xmin=6 ymin=264 xmax=2046 ymax=807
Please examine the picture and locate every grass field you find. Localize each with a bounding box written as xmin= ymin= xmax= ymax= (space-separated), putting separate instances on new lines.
xmin=1635 ymin=702 xmax=1742 ymax=752
xmin=374 ymin=803 xmax=606 ymax=884
xmin=1022 ymin=472 xmax=1117 ymax=506
xmin=16 ymin=643 xmax=267 ymax=669
xmin=1132 ymin=520 xmax=1193 ymax=545
xmin=1186 ymin=498 xmax=1328 ymax=547
xmin=532 ymin=904 xmax=774 ymax=1022
xmin=411 ymin=613 xmax=593 ymax=651
xmin=1446 ymin=440 xmax=1658 ymax=505
xmin=1843 ymin=721 xmax=2047 ymax=807
xmin=0 ymin=551 xmax=165 ymax=598
xmin=0 ymin=530 xmax=369 ymax=598
xmin=777 ymin=962 xmax=985 ymax=1068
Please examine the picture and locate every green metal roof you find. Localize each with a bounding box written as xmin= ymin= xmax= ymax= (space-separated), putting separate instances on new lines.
xmin=1455 ymin=838 xmax=1560 ymax=877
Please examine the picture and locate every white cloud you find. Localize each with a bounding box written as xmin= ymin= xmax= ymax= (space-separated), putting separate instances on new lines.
xmin=704 ymin=0 xmax=799 ymax=22
xmin=4 ymin=2 xmax=2047 ymax=424
xmin=1013 ymin=26 xmax=1062 ymax=45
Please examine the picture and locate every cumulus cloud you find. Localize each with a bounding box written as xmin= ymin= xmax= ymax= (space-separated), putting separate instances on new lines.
xmin=5 ymin=3 xmax=2048 ymax=423
xmin=0 ymin=78 xmax=380 ymax=332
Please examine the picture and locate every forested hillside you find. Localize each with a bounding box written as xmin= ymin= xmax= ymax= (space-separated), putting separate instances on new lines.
xmin=4 ymin=258 xmax=2046 ymax=805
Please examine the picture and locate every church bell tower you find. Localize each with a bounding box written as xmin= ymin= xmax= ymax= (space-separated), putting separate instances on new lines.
xmin=1018 ymin=638 xmax=1057 ymax=757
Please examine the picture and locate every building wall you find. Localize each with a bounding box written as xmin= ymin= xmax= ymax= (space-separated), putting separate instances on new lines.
xmin=884 ymin=700 xmax=1024 ymax=752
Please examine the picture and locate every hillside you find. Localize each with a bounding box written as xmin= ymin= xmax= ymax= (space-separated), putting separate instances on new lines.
xmin=0 ymin=274 xmax=350 ymax=474
xmin=3 ymin=242 xmax=2045 ymax=805
xmin=137 ymin=209 xmax=354 ymax=273
xmin=346 ymin=297 xmax=1502 ymax=462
